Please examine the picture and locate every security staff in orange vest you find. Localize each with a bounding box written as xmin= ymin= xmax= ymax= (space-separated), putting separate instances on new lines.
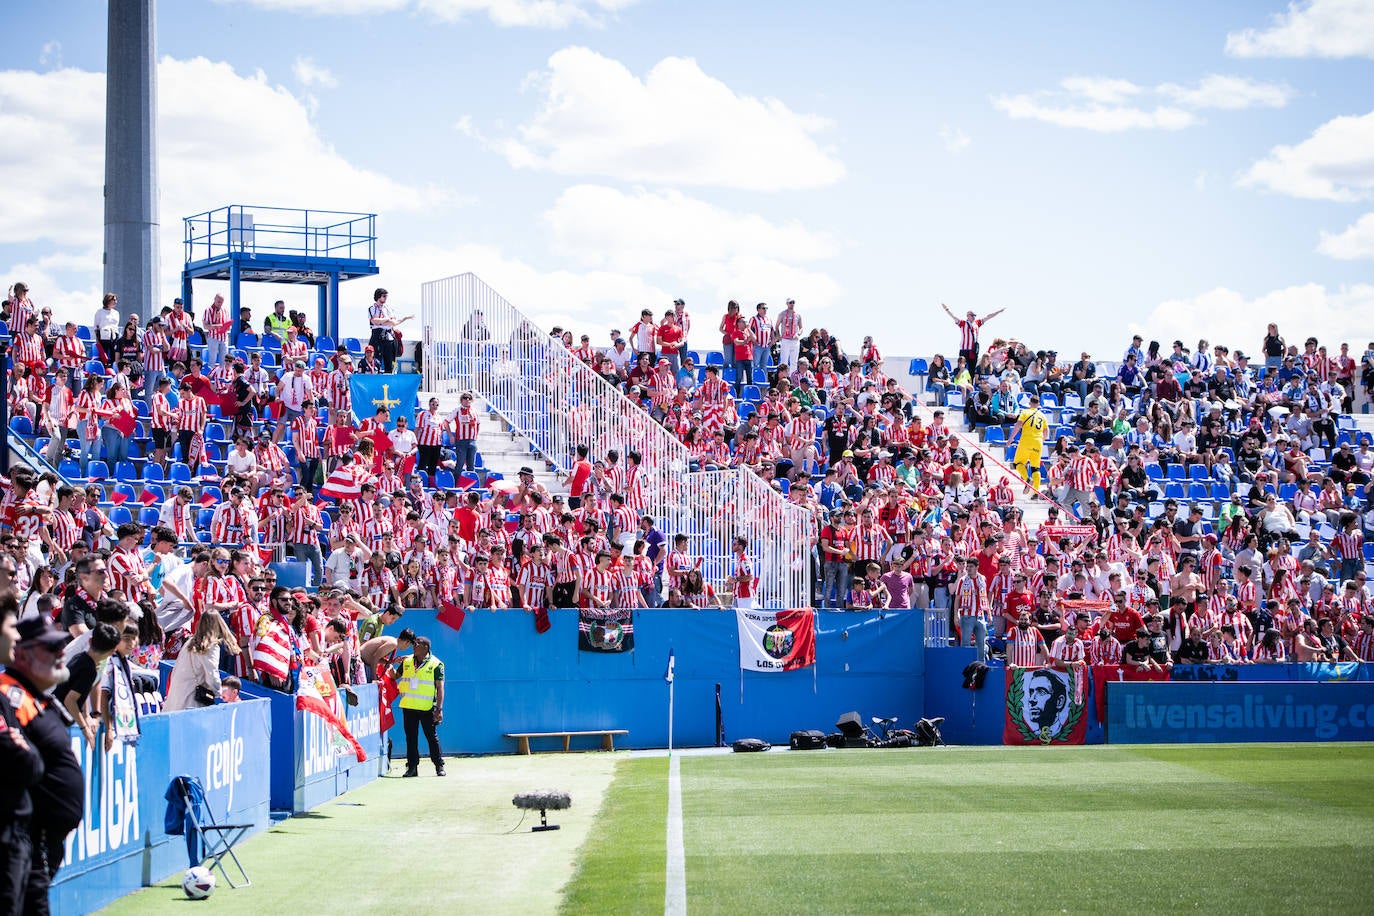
xmin=0 ymin=598 xmax=45 ymax=914
xmin=2 ymin=615 xmax=83 ymax=916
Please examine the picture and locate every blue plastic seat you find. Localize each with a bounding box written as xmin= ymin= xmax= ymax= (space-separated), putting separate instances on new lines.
xmin=1278 ymin=483 xmax=1298 ymax=501
xmin=196 ymin=507 xmax=215 ymax=530
xmin=741 ymin=385 xmax=762 ymax=402
xmin=206 ymin=424 xmax=227 ymax=442
xmin=138 ymin=506 xmax=160 ymax=527
xmin=170 ymin=462 xmax=192 ymax=483
xmin=1210 ymin=483 xmax=1230 ymax=501
xmin=1164 ymin=482 xmax=1186 ymax=500
xmin=235 ymin=333 xmax=258 ymax=349
xmin=9 ymin=416 xmax=33 ymax=436
xmin=115 ymin=461 xmax=138 ymax=482
xmin=908 ymin=358 xmax=928 ymax=376
xmin=77 ymin=325 xmax=92 ymax=341
xmin=58 ymin=460 xmax=81 ymax=478
xmin=1188 ymin=483 xmax=1210 ymax=502
xmin=1167 ymin=465 xmax=1186 ymax=480
xmin=84 ymin=360 xmax=105 ymax=376
xmin=1146 ymin=464 xmax=1164 ymax=481
xmin=984 ymin=427 xmax=1007 ymax=445
xmin=344 ymin=337 xmax=363 ymax=355
xmin=315 ymin=335 xmax=336 ymax=354
xmin=1188 ymin=465 xmax=1209 ymax=481
xmin=142 ymin=464 xmax=164 ymax=482
xmin=704 ymin=351 xmax=724 ymax=366
xmin=87 ymin=460 xmax=110 ymax=481
xmin=110 ymin=506 xmax=133 ymax=526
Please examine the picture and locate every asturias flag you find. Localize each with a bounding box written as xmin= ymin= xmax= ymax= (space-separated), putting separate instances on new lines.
xmin=349 ymin=373 xmax=421 ymax=429
xmin=1004 ymin=666 xmax=1088 ymax=746
xmin=736 ymin=609 xmax=816 ymax=673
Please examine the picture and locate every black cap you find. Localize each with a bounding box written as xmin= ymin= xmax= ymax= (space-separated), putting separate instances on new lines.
xmin=518 ymin=466 xmax=534 ymax=476
xmin=17 ymin=616 xmax=71 ymax=648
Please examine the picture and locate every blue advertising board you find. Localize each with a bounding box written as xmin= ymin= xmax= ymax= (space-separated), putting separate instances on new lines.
xmin=239 ymin=680 xmax=385 ymax=813
xmin=52 ymin=699 xmax=272 ymax=914
xmin=1107 ymin=680 xmax=1374 ymax=743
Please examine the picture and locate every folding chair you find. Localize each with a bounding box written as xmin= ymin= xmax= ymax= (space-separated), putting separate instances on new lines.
xmin=171 ymin=775 xmax=253 ymax=888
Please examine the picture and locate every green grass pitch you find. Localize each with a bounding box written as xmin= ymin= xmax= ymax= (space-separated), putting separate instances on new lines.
xmin=103 ymin=745 xmax=1374 ymax=915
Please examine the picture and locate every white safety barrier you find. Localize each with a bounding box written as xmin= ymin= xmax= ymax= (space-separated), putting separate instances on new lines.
xmin=421 ymin=272 xmax=813 ymax=607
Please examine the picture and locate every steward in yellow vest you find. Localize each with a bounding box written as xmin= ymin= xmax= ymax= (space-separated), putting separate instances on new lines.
xmin=390 ymin=636 xmax=445 ymax=777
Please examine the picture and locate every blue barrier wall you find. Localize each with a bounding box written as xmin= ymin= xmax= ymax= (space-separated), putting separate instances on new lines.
xmin=389 ymin=609 xmax=925 ymax=754
xmin=238 ymin=681 xmax=385 ymax=812
xmin=52 ymin=700 xmax=272 ymax=914
xmin=922 ymin=649 xmax=1108 ymax=745
xmin=1107 ymin=681 xmax=1374 ymax=743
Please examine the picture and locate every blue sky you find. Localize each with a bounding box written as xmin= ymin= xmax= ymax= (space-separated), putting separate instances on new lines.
xmin=2 ymin=0 xmax=1372 ymax=358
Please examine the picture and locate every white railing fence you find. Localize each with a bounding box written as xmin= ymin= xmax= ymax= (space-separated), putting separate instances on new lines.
xmin=421 ymin=272 xmax=813 ymax=607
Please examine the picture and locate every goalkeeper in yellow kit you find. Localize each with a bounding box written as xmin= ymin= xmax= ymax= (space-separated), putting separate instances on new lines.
xmin=1009 ymin=393 xmax=1048 ymax=495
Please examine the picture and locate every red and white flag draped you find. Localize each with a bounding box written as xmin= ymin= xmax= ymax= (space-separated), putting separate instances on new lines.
xmin=736 ymin=608 xmax=816 ymax=672
xmin=296 ymin=665 xmax=366 ymax=762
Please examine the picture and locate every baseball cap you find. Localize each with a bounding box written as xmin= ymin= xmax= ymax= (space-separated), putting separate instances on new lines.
xmin=17 ymin=616 xmax=71 ymax=648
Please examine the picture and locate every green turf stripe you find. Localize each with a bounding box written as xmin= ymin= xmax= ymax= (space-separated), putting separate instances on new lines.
xmin=560 ymin=757 xmax=668 ymax=916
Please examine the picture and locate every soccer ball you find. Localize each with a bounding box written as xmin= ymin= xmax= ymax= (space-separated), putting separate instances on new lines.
xmin=182 ymin=866 xmax=216 ymax=899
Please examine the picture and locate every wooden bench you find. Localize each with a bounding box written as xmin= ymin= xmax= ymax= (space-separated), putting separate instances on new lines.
xmin=505 ymin=729 xmax=628 ymax=755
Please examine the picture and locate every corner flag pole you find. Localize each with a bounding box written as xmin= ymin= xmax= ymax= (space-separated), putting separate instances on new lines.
xmin=665 ymin=649 xmax=676 ymax=756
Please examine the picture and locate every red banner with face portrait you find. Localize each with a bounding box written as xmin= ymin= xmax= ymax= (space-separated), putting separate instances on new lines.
xmin=1003 ymin=666 xmax=1088 ymax=745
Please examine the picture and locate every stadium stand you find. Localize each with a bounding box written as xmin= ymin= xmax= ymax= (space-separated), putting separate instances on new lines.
xmin=2 ymin=281 xmax=1373 ymax=695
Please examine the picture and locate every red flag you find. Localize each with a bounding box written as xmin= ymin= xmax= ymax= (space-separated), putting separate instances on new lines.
xmin=199 ymin=492 xmax=218 ymax=507
xmin=534 ymin=608 xmax=551 ymax=634
xmin=110 ymin=491 xmax=129 ymax=505
xmin=139 ymin=489 xmax=159 ymax=506
xmin=437 ymin=600 xmax=466 ymax=633
xmin=376 ymin=662 xmax=398 ymax=732
xmin=399 ymin=454 xmax=416 ymax=480
xmin=456 ymin=471 xmax=480 ymax=491
xmin=295 ymin=665 xmax=366 ymax=762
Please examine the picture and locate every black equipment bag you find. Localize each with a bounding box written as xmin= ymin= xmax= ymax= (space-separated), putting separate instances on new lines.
xmin=875 ymin=734 xmax=912 ymax=749
xmin=789 ymin=729 xmax=827 ymax=750
xmin=836 ymin=711 xmax=864 ymax=737
xmin=732 ymin=737 xmax=771 ymax=753
xmin=915 ymin=717 xmax=945 ymax=747
xmin=825 ymin=732 xmax=846 ymax=748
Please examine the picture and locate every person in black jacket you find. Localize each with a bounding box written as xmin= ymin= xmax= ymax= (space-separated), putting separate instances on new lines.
xmin=2 ymin=613 xmax=82 ymax=916
xmin=0 ymin=596 xmax=46 ymax=914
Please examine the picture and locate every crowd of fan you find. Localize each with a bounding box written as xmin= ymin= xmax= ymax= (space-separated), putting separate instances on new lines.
xmin=5 ymin=279 xmax=1374 ymax=683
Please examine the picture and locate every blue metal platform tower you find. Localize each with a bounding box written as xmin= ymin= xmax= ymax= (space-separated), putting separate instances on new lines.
xmin=181 ymin=205 xmax=379 ymax=340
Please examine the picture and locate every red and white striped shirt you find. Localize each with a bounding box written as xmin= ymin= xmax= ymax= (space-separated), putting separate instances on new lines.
xmin=166 ymin=309 xmax=193 ymax=359
xmin=211 ymin=503 xmax=254 ymax=544
xmin=1333 ymin=530 xmax=1364 ymax=562
xmin=1088 ymin=635 xmax=1123 ymax=665
xmin=151 ymin=391 xmax=175 ymax=431
xmin=451 ymin=406 xmax=481 ymax=441
xmin=142 ymin=327 xmax=168 ymax=372
xmin=414 ymin=409 xmax=445 ymax=447
xmin=54 ymin=334 xmax=86 ymax=371
xmin=255 ymin=442 xmax=289 ymax=473
xmin=176 ymin=392 xmax=207 ymax=432
xmin=517 ymin=560 xmax=552 ymax=609
xmin=286 ymin=501 xmax=321 ymax=544
xmin=1066 ymin=456 xmax=1098 ymax=491
xmin=580 ymin=567 xmax=617 ymax=607
xmin=13 ymin=332 xmax=44 ymax=367
xmin=108 ymin=546 xmax=150 ymax=599
xmin=957 ymin=317 xmax=983 ymax=351
xmin=327 ymin=370 xmax=352 ymax=413
xmin=1005 ymin=627 xmax=1046 ymax=667
xmin=362 ymin=565 xmax=396 ymax=608
xmin=749 ymin=315 xmax=773 ymax=349
xmin=1050 ymin=634 xmax=1087 ymax=665
xmin=51 ymin=508 xmax=82 ymax=552
xmin=291 ymin=416 xmax=320 ymax=459
xmin=205 ymin=301 xmax=229 ymax=343
xmin=74 ymin=390 xmax=102 ymax=440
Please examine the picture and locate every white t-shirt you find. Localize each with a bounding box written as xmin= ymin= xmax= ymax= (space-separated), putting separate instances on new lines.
xmin=226 ymin=449 xmax=258 ymax=476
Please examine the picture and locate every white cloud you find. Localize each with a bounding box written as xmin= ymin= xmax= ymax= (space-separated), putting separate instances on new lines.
xmin=1058 ymin=76 xmax=1142 ymax=105
xmin=539 ymin=185 xmax=841 ymax=308
xmin=1129 ymin=282 xmax=1374 ymax=351
xmin=218 ymin=0 xmax=637 ymax=28
xmin=993 ymin=73 xmax=1293 ymax=132
xmin=938 ymin=124 xmax=970 ymax=153
xmin=417 ymin=0 xmax=636 ymax=28
xmin=496 ymin=47 xmax=845 ymax=191
xmin=1226 ymin=0 xmax=1374 ymax=59
xmin=1157 ymin=74 xmax=1295 ymax=110
xmin=39 ymin=41 xmax=62 ymax=68
xmin=0 ymin=57 xmax=447 ymax=315
xmin=1239 ymin=110 xmax=1374 ymax=201
xmin=1318 ymin=212 xmax=1374 ymax=258
xmin=293 ymin=56 xmax=338 ymax=89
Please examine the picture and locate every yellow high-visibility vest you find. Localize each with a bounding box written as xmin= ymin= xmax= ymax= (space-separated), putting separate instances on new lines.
xmin=397 ymin=656 xmax=439 ymax=711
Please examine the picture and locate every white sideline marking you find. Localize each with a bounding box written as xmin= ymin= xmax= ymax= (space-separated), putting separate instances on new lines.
xmin=665 ymin=754 xmax=687 ymax=915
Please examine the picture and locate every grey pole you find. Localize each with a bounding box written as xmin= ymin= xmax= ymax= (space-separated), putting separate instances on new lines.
xmin=103 ymin=0 xmax=161 ymax=323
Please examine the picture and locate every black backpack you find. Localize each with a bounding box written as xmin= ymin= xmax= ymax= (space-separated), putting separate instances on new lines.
xmin=789 ymin=729 xmax=827 ymax=750
xmin=732 ymin=738 xmax=771 ymax=753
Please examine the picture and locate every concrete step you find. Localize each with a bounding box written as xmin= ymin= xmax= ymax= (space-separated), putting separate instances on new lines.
xmin=426 ymin=391 xmax=567 ymax=495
